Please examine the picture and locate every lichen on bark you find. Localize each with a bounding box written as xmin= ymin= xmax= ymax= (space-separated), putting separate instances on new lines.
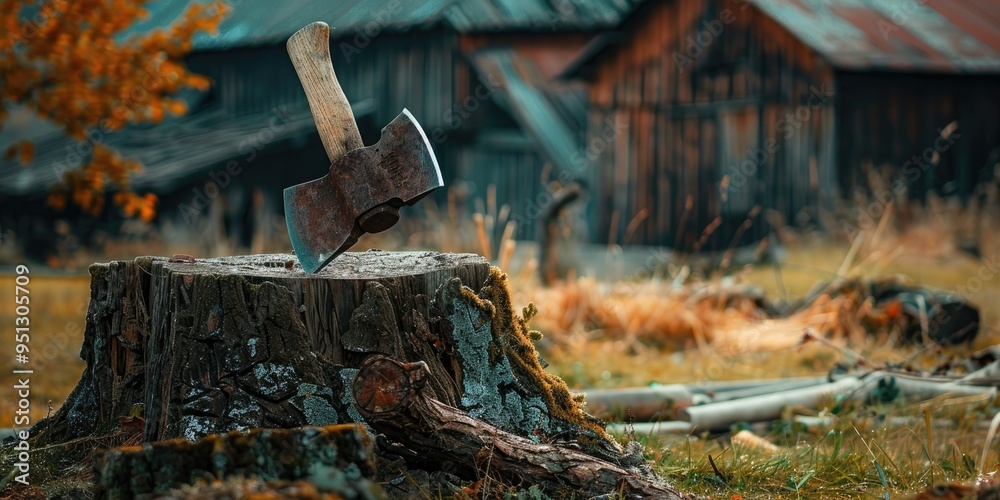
xmin=439 ymin=267 xmax=619 ymax=455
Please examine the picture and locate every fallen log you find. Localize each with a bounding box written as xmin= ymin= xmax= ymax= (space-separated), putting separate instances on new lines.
xmin=689 ymin=376 xmax=830 ymax=394
xmin=353 ymin=356 xmax=691 ymax=499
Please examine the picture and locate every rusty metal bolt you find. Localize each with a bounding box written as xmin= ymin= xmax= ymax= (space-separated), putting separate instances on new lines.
xmin=169 ymin=254 xmax=196 ymax=263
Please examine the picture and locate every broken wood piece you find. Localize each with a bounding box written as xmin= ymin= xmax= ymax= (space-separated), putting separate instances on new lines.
xmin=353 ymin=356 xmax=691 ymax=499
xmin=679 ymin=378 xmax=863 ymax=431
xmin=708 ymin=377 xmax=833 ymax=402
xmin=95 ymin=424 xmax=378 ymax=498
xmin=852 ymin=372 xmax=998 ymax=400
xmin=606 ymin=421 xmax=695 ymax=437
xmin=731 ymin=430 xmax=781 ymax=454
xmin=580 ymin=385 xmax=709 ymax=421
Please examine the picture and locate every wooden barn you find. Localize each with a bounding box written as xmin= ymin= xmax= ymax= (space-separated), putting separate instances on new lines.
xmin=0 ymin=0 xmax=637 ymax=259
xmin=564 ymin=0 xmax=1000 ymax=251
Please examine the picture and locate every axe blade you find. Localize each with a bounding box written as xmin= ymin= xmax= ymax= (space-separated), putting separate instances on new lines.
xmin=285 ymin=109 xmax=443 ymax=273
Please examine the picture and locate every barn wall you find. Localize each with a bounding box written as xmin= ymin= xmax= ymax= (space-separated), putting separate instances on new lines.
xmin=331 ymin=31 xmax=458 ymax=140
xmin=190 ymin=31 xmax=457 ymax=132
xmin=835 ymin=72 xmax=1000 ymax=203
xmin=188 ymin=31 xmax=460 ymax=177
xmin=449 ymin=33 xmax=594 ymax=241
xmin=586 ymin=0 xmax=836 ymax=250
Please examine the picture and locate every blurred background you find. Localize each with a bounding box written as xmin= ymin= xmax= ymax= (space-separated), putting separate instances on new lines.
xmin=1 ymin=0 xmax=1000 ymax=458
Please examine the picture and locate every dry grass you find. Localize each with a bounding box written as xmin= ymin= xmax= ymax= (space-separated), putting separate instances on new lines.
xmin=516 ymin=189 xmax=1000 ymax=389
xmin=508 ymin=197 xmax=1000 ymax=497
xmin=0 ymin=275 xmax=88 ymax=424
xmin=523 ymin=241 xmax=999 ymax=382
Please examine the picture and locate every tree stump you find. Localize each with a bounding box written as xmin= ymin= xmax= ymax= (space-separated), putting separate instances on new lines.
xmin=31 ymin=251 xmax=684 ymax=497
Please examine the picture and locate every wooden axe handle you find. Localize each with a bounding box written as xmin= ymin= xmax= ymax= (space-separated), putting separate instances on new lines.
xmin=287 ymin=22 xmax=364 ymax=162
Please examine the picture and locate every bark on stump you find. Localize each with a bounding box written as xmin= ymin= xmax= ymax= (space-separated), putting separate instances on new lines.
xmin=95 ymin=424 xmax=379 ymax=498
xmin=31 ymin=251 xmax=683 ymax=497
xmin=355 ymin=356 xmax=685 ymax=498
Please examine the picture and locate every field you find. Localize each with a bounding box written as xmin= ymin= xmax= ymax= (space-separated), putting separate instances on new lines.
xmin=0 ymin=275 xmax=89 ymax=427
xmin=523 ymin=242 xmax=999 ymax=498
xmin=1 ymin=238 xmax=998 ymax=498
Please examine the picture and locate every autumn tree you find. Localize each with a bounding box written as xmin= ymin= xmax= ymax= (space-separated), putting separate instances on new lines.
xmin=0 ymin=0 xmax=228 ymax=220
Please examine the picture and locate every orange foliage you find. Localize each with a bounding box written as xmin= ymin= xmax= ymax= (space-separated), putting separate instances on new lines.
xmin=0 ymin=0 xmax=228 ymax=218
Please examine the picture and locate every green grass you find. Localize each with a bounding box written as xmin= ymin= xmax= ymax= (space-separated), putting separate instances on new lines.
xmin=637 ymin=397 xmax=995 ymax=498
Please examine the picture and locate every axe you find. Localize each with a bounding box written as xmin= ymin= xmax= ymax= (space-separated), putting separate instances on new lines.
xmin=284 ymin=22 xmax=443 ymax=273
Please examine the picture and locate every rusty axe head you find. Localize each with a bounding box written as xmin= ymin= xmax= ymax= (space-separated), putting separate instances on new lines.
xmin=284 ymin=22 xmax=443 ymax=273
xmin=284 ymin=110 xmax=442 ymax=273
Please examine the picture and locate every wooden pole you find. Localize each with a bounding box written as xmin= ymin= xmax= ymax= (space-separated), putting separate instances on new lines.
xmin=679 ymin=378 xmax=863 ymax=431
xmin=580 ymin=385 xmax=708 ymax=421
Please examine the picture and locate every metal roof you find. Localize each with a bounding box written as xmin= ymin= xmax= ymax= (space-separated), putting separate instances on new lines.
xmin=0 ymin=101 xmax=375 ymax=197
xmin=129 ymin=0 xmax=638 ymax=51
xmin=125 ymin=0 xmax=450 ymax=51
xmin=750 ymin=0 xmax=1000 ymax=73
xmin=470 ymin=49 xmax=587 ymax=174
xmin=563 ymin=0 xmax=1000 ymax=76
xmin=444 ymin=0 xmax=636 ymax=33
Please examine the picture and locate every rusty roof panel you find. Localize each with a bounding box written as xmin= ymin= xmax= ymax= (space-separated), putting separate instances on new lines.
xmin=129 ymin=0 xmax=638 ymax=51
xmin=750 ymin=0 xmax=1000 ymax=73
xmin=444 ymin=0 xmax=636 ymax=32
